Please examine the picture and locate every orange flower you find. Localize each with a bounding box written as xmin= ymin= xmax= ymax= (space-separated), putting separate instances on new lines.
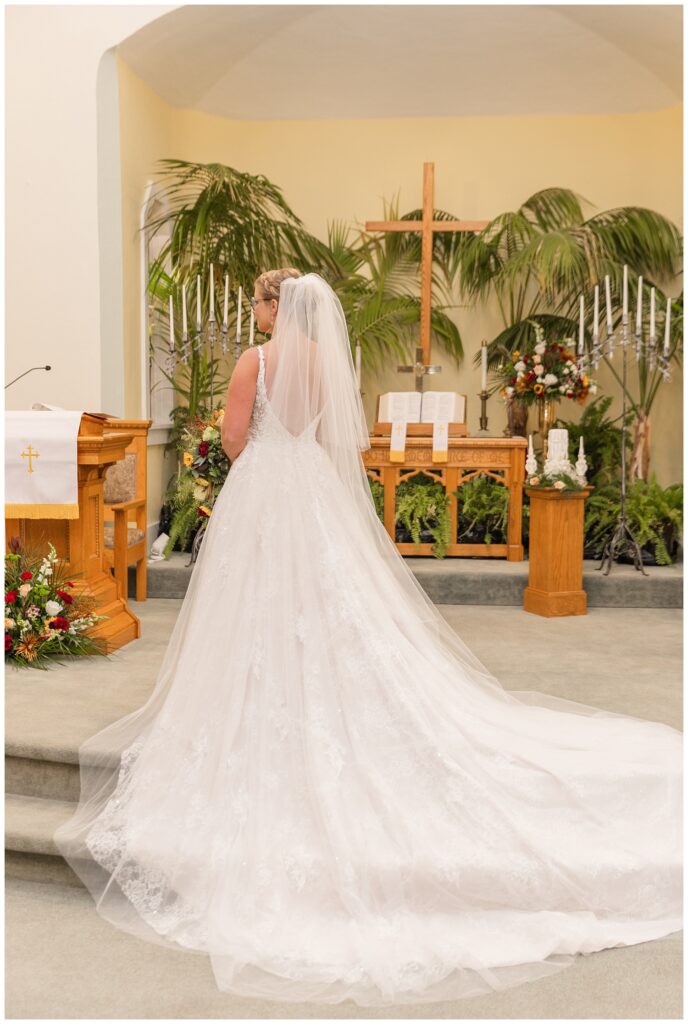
xmin=533 ymin=383 xmax=544 ymax=395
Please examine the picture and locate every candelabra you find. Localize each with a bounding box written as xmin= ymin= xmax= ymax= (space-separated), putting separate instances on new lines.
xmin=583 ymin=307 xmax=672 ymax=577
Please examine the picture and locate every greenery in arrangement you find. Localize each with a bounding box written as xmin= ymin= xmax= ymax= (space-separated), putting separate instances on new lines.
xmin=5 ymin=538 xmax=108 ymax=668
xmin=395 ymin=474 xmax=451 ymax=559
xmin=583 ymin=476 xmax=683 ymax=566
xmin=455 ymin=474 xmax=509 ymax=545
xmin=526 ymin=472 xmax=586 ymax=493
xmin=163 ymin=409 xmax=230 ymax=555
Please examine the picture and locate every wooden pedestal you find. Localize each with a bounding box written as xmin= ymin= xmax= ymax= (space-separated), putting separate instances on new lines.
xmin=523 ymin=486 xmax=594 ymax=617
xmin=5 ymin=412 xmax=141 ymax=653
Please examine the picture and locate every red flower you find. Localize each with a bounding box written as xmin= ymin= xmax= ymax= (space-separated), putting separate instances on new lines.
xmin=198 ymin=441 xmax=209 ymax=457
xmin=56 ymin=589 xmax=73 ymax=604
xmin=51 ymin=616 xmax=70 ymax=632
xmin=5 ymin=592 xmax=17 ymax=604
xmin=65 ymin=582 xmax=75 ymax=588
xmin=20 ymin=571 xmax=33 ymax=581
xmin=5 ymin=634 xmax=12 ymax=652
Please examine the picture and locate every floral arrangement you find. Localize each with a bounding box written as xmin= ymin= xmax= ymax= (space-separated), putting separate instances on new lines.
xmin=180 ymin=408 xmax=230 ymax=520
xmin=500 ymin=324 xmax=597 ymax=406
xmin=526 ymin=471 xmax=586 ymax=493
xmin=5 ymin=538 xmax=109 ymax=668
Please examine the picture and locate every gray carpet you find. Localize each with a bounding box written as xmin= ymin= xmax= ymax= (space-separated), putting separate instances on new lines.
xmin=5 ymin=600 xmax=683 ymax=1018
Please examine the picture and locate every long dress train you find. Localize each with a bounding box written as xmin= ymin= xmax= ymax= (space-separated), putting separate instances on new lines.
xmin=54 ymin=341 xmax=682 ymax=1007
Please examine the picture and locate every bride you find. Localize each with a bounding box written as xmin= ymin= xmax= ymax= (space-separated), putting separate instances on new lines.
xmin=54 ymin=268 xmax=682 ymax=1008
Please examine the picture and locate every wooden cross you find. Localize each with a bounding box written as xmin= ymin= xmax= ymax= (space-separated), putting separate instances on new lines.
xmin=21 ymin=444 xmax=40 ymax=473
xmin=365 ymin=161 xmax=489 ymax=369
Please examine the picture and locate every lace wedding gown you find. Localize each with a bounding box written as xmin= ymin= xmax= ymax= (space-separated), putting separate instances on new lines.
xmin=54 ymin=340 xmax=682 ymax=1008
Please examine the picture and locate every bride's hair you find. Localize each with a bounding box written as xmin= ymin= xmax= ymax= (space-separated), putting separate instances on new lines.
xmin=254 ymin=267 xmax=303 ymax=303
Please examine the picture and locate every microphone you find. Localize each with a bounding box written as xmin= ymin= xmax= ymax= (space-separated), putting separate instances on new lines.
xmin=5 ymin=365 xmax=52 ymax=389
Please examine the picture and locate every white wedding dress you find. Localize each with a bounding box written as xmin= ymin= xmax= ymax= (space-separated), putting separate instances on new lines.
xmin=54 ymin=280 xmax=682 ymax=1008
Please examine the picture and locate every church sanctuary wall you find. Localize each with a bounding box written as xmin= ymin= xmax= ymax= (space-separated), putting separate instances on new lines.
xmin=6 ymin=5 xmax=177 ymax=549
xmin=117 ymin=92 xmax=683 ymax=490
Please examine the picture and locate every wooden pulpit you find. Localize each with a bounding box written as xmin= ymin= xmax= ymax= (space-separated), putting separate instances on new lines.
xmin=5 ymin=412 xmax=140 ymax=653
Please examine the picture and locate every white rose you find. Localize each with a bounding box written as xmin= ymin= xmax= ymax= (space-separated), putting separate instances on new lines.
xmin=514 ymin=361 xmax=526 ymax=373
xmin=532 ymin=354 xmax=541 ymax=364
xmin=45 ymin=600 xmax=62 ymax=616
xmin=505 ymin=386 xmax=514 ymax=396
xmin=563 ymin=365 xmax=571 ymax=374
xmin=18 ymin=583 xmax=31 ymax=598
xmin=534 ymin=342 xmax=546 ymax=355
xmin=202 ymin=426 xmax=215 ymax=441
xmin=543 ymin=373 xmax=558 ymax=386
xmin=553 ymin=480 xmax=566 ymax=490
xmin=559 ymin=385 xmax=566 ymax=392
xmin=534 ymin=364 xmax=544 ymax=376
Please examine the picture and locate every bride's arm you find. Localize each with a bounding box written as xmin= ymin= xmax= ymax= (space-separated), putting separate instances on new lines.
xmin=221 ymin=348 xmax=258 ymax=461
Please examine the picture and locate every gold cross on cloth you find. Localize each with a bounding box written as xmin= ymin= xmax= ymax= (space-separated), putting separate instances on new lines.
xmin=20 ymin=444 xmax=40 ymax=472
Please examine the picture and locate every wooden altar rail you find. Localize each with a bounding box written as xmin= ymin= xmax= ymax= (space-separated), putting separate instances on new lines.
xmin=362 ymin=435 xmax=528 ymax=560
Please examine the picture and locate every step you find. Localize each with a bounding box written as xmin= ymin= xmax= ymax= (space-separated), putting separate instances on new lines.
xmin=5 ymin=792 xmax=84 ymax=887
xmin=132 ymin=553 xmax=683 ymax=608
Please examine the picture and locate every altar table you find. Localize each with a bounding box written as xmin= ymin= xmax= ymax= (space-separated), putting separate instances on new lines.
xmin=362 ymin=433 xmax=527 ymax=560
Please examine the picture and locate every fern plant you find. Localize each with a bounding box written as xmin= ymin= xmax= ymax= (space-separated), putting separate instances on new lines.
xmin=162 ymin=474 xmax=204 ymax=556
xmin=395 ymin=476 xmax=451 ymax=558
xmin=584 ymin=475 xmax=683 ymax=565
xmin=455 ymin=474 xmax=510 ymax=545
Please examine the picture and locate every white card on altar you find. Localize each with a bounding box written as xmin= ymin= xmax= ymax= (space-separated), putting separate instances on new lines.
xmin=378 ymin=392 xmax=422 ymax=422
xmin=389 ymin=419 xmax=408 ymax=462
xmin=420 ymin=392 xmax=466 ymax=423
xmin=432 ymin=420 xmax=449 ymax=463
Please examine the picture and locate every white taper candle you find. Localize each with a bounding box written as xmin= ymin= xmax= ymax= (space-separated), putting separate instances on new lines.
xmin=209 ymin=263 xmax=214 ymax=318
xmin=169 ymin=295 xmax=174 ymax=351
xmin=605 ymin=275 xmax=612 ymax=332
xmin=636 ymin=275 xmax=643 ymax=331
xmin=248 ymin=308 xmax=255 ymax=346
xmin=650 ymin=287 xmax=656 ymax=337
xmin=664 ymin=296 xmax=671 ymax=355
xmin=196 ymin=275 xmax=201 ymax=328
xmin=623 ymin=264 xmax=628 ymax=317
xmin=480 ymin=340 xmax=487 ymax=391
xmin=578 ymin=295 xmax=584 ymax=354
xmin=182 ymin=284 xmax=188 ymax=335
xmin=593 ymin=284 xmax=599 ymax=337
xmin=223 ymin=275 xmax=229 ymax=326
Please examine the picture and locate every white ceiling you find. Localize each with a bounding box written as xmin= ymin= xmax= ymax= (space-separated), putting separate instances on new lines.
xmin=117 ymin=4 xmax=682 ymax=120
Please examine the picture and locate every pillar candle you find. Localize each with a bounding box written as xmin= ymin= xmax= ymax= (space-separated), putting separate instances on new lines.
xmin=209 ymin=263 xmax=214 ymax=318
xmin=578 ymin=295 xmax=584 ymax=354
xmin=664 ymin=296 xmax=671 ymax=355
xmin=650 ymin=287 xmax=656 ymax=337
xmin=605 ymin=275 xmax=612 ymax=332
xmin=480 ymin=340 xmax=487 ymax=391
xmin=169 ymin=295 xmax=174 ymax=351
xmin=223 ymin=274 xmax=229 ymax=326
xmin=182 ymin=284 xmax=188 ymax=335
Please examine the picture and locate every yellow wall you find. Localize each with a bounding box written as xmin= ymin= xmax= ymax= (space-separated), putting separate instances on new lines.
xmin=117 ymin=56 xmax=682 ymax=493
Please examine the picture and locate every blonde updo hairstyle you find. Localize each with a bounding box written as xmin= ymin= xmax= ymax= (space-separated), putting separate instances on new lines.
xmin=254 ymin=267 xmax=303 ymax=303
